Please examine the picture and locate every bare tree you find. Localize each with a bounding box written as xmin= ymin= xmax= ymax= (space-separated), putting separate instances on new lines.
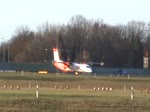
xmin=2 ymin=16 xmax=147 ymax=68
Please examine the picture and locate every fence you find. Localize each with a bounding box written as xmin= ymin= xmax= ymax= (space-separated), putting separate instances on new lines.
xmin=0 ymin=62 xmax=56 ymax=73
xmin=92 ymin=67 xmax=150 ymax=76
xmin=0 ymin=63 xmax=150 ymax=76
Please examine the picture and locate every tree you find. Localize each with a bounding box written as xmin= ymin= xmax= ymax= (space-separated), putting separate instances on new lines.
xmin=1 ymin=15 xmax=147 ymax=68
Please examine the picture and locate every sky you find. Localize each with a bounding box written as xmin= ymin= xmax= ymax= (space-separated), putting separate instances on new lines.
xmin=0 ymin=0 xmax=150 ymax=41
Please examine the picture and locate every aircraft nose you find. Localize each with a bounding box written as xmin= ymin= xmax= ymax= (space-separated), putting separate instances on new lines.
xmin=88 ymin=68 xmax=92 ymax=73
xmin=90 ymin=69 xmax=92 ymax=73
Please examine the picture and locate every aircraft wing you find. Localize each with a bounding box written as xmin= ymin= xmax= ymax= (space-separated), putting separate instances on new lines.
xmin=86 ymin=62 xmax=103 ymax=67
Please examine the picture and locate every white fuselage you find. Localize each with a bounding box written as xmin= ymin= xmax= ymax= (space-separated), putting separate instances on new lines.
xmin=72 ymin=63 xmax=92 ymax=73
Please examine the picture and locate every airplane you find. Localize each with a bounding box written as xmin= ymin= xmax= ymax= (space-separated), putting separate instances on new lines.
xmin=52 ymin=48 xmax=92 ymax=74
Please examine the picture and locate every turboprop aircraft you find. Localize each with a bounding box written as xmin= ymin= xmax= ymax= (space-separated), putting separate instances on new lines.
xmin=52 ymin=48 xmax=92 ymax=74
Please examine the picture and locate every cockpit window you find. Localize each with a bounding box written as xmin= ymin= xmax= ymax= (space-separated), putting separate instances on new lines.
xmin=86 ymin=66 xmax=90 ymax=68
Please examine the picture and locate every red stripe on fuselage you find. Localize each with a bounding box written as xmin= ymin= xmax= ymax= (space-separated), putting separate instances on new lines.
xmin=54 ymin=62 xmax=71 ymax=72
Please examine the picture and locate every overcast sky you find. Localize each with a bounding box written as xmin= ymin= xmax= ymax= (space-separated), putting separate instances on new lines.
xmin=0 ymin=0 xmax=150 ymax=40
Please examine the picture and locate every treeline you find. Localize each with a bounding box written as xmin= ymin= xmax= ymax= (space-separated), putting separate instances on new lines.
xmin=0 ymin=15 xmax=150 ymax=68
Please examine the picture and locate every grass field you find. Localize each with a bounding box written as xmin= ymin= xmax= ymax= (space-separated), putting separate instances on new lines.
xmin=0 ymin=72 xmax=149 ymax=112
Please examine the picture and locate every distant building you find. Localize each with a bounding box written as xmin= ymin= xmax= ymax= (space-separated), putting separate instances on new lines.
xmin=143 ymin=51 xmax=149 ymax=68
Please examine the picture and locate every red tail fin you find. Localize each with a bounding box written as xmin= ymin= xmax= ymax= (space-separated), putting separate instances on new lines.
xmin=53 ymin=48 xmax=62 ymax=62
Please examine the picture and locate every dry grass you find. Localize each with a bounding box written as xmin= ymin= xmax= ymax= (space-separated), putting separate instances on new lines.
xmin=0 ymin=72 xmax=149 ymax=112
